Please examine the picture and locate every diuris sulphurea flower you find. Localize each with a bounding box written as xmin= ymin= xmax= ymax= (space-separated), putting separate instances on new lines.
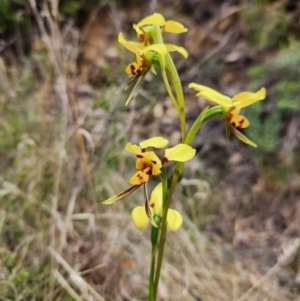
xmin=118 ymin=13 xmax=188 ymax=106
xmin=132 ymin=183 xmax=183 ymax=231
xmin=102 ymin=136 xmax=195 ymax=204
xmin=132 ymin=13 xmax=188 ymax=59
xmin=188 ymin=83 xmax=266 ymax=147
xmin=102 ymin=137 xmax=195 ymax=226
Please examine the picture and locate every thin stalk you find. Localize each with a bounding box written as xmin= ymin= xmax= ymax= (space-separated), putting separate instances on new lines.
xmin=185 ymin=106 xmax=223 ymax=145
xmin=165 ymin=54 xmax=186 ymax=141
xmin=149 ymin=243 xmax=156 ymax=300
xmin=153 ymin=162 xmax=183 ymax=297
xmin=161 ymin=69 xmax=180 ymax=112
xmin=151 ymin=25 xmax=186 ymax=141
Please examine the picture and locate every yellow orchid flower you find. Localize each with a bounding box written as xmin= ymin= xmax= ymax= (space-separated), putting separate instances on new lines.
xmin=134 ymin=13 xmax=188 ymax=37
xmin=125 ymin=137 xmax=196 ymax=185
xmin=118 ymin=14 xmax=188 ymax=105
xmin=188 ymin=83 xmax=266 ymax=147
xmin=132 ymin=13 xmax=188 ymax=59
xmin=119 ymin=32 xmax=170 ymax=104
xmin=102 ymin=137 xmax=196 ymax=205
xmin=131 ymin=183 xmax=183 ymax=231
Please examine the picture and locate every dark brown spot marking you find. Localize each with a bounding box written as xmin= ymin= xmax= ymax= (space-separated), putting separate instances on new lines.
xmin=237 ymin=119 xmax=244 ymax=128
xmin=146 ymin=169 xmax=152 ymax=176
xmin=130 ymin=64 xmax=137 ymax=75
xmin=227 ymin=113 xmax=233 ymax=121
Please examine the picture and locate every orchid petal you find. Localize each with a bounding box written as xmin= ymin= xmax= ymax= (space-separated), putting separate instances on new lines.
xmin=233 ymin=87 xmax=266 ymax=108
xmin=124 ymin=68 xmax=149 ymax=106
xmin=132 ymin=206 xmax=149 ymax=229
xmin=165 ymin=44 xmax=188 ymax=58
xmin=140 ymin=151 xmax=162 ymax=175
xmin=198 ymin=90 xmax=232 ymax=108
xmin=188 ymin=83 xmax=220 ymax=94
xmin=149 ymin=182 xmax=163 ymax=216
xmin=164 ymin=20 xmax=188 ymax=33
xmin=136 ymin=13 xmax=165 ymax=28
xmin=227 ymin=113 xmax=250 ymax=129
xmin=167 ymin=209 xmax=183 ymax=231
xmin=130 ymin=170 xmax=150 ymax=185
xmin=118 ymin=32 xmax=143 ymax=54
xmin=136 ymin=158 xmax=149 ymax=170
xmin=165 ymin=144 xmax=196 ymax=162
xmin=189 ymin=83 xmax=232 ymax=107
xmin=139 ymin=137 xmax=169 ymax=149
xmin=139 ymin=44 xmax=168 ymax=56
xmin=125 ymin=143 xmax=142 ymax=155
xmin=102 ymin=185 xmax=140 ymax=204
xmin=229 ymin=124 xmax=257 ymax=147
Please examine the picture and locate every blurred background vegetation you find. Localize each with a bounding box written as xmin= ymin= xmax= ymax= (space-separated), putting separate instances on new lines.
xmin=0 ymin=0 xmax=299 ymax=300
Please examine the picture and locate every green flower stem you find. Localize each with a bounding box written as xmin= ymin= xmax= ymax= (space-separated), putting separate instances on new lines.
xmin=151 ymin=24 xmax=186 ymax=141
xmin=149 ymin=244 xmax=155 ymax=300
xmin=165 ymin=54 xmax=186 ymax=141
xmin=152 ymin=107 xmax=223 ymax=298
xmin=149 ymin=223 xmax=159 ymax=301
xmin=153 ymin=161 xmax=183 ymax=298
xmin=185 ymin=106 xmax=223 ymax=145
xmin=161 ymin=68 xmax=180 ymax=112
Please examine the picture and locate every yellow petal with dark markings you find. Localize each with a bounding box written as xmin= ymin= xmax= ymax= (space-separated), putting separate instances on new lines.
xmin=130 ymin=170 xmax=150 ymax=185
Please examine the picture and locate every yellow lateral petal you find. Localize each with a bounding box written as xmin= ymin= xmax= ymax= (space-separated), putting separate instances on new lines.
xmin=199 ymin=90 xmax=232 ymax=108
xmin=167 ymin=209 xmax=183 ymax=231
xmin=165 ymin=44 xmax=188 ymax=58
xmin=118 ymin=32 xmax=143 ymax=54
xmin=165 ymin=144 xmax=196 ymax=162
xmin=233 ymin=87 xmax=266 ymax=108
xmin=136 ymin=13 xmax=165 ymax=27
xmin=139 ymin=44 xmax=168 ymax=56
xmin=189 ymin=83 xmax=232 ymax=108
xmin=139 ymin=137 xmax=169 ymax=149
xmin=132 ymin=206 xmax=149 ymax=229
xmin=232 ymin=91 xmax=256 ymax=103
xmin=164 ymin=20 xmax=188 ymax=33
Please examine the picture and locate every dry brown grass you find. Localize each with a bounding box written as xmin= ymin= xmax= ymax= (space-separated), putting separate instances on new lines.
xmin=1 ymin=1 xmax=300 ymax=300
